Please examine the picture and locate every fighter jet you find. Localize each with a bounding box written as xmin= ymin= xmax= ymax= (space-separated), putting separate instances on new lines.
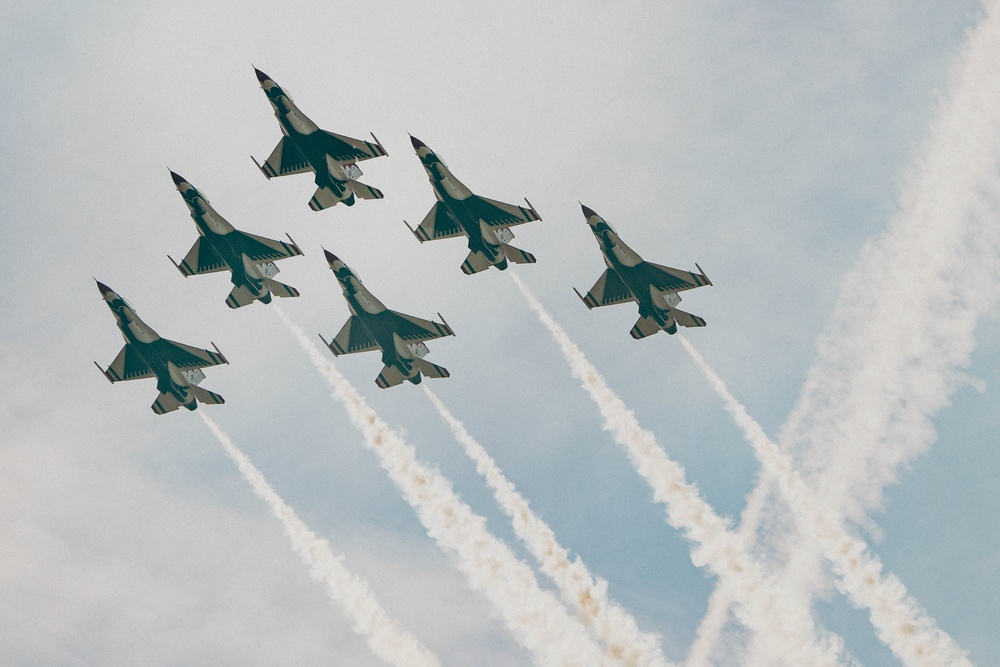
xmin=252 ymin=68 xmax=387 ymax=211
xmin=319 ymin=250 xmax=454 ymax=388
xmin=167 ymin=171 xmax=304 ymax=309
xmin=574 ymin=205 xmax=711 ymax=338
xmin=94 ymin=281 xmax=229 ymax=414
xmin=405 ymin=136 xmax=541 ymax=275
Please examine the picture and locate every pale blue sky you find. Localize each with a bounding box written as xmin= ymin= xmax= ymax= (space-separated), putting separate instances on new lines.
xmin=1 ymin=1 xmax=997 ymax=665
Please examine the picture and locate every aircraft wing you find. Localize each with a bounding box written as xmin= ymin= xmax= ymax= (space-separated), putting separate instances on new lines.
xmin=259 ymin=136 xmax=312 ymax=178
xmin=326 ymin=316 xmax=380 ymax=356
xmin=230 ymin=231 xmax=303 ymax=262
xmin=577 ymin=269 xmax=636 ymax=309
xmin=465 ymin=195 xmax=540 ymax=229
xmin=155 ymin=339 xmax=228 ymax=369
xmin=409 ymin=202 xmax=465 ymax=242
xmin=100 ymin=344 xmax=155 ymax=382
xmin=383 ymin=311 xmax=454 ymax=343
xmin=174 ymin=237 xmax=229 ymax=276
xmin=315 ymin=131 xmax=387 ymax=164
xmin=643 ymin=262 xmax=712 ymax=294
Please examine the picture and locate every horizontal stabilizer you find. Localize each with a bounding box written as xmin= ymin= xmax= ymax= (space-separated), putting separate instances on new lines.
xmin=309 ymin=185 xmax=354 ymax=211
xmin=151 ymin=392 xmax=184 ymax=415
xmin=460 ymin=250 xmax=493 ymax=275
xmin=501 ymin=243 xmax=536 ymax=265
xmin=630 ymin=315 xmax=666 ymax=340
xmin=347 ymin=179 xmax=384 ymax=201
xmin=226 ymin=285 xmax=257 ymax=309
xmin=672 ymin=307 xmax=707 ymax=329
xmin=264 ymin=278 xmax=300 ymax=299
xmin=375 ymin=364 xmax=407 ymax=389
xmin=190 ymin=385 xmax=225 ymax=406
xmin=413 ymin=358 xmax=450 ymax=380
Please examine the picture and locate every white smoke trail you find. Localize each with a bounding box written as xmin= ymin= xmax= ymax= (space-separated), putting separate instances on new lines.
xmin=273 ymin=306 xmax=610 ymax=667
xmin=197 ymin=412 xmax=441 ymax=667
xmin=423 ymin=386 xmax=673 ymax=667
xmin=692 ymin=4 xmax=1000 ymax=664
xmin=510 ymin=274 xmax=849 ymax=667
xmin=684 ymin=580 xmax=743 ymax=667
xmin=678 ymin=335 xmax=973 ymax=667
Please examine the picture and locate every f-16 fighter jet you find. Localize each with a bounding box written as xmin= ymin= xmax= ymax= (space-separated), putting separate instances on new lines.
xmin=405 ymin=136 xmax=541 ymax=275
xmin=319 ymin=250 xmax=454 ymax=388
xmin=252 ymin=68 xmax=387 ymax=211
xmin=167 ymin=171 xmax=304 ymax=309
xmin=94 ymin=281 xmax=229 ymax=414
xmin=574 ymin=205 xmax=711 ymax=338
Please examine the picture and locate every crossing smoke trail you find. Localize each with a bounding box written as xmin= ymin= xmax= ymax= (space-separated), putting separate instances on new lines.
xmin=678 ymin=335 xmax=973 ymax=667
xmin=273 ymin=306 xmax=610 ymax=667
xmin=692 ymin=4 xmax=1000 ymax=664
xmin=423 ymin=386 xmax=673 ymax=667
xmin=198 ymin=412 xmax=441 ymax=667
xmin=510 ymin=274 xmax=848 ymax=667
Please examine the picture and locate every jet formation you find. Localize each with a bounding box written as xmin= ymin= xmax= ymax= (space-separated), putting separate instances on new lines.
xmin=94 ymin=281 xmax=229 ymax=414
xmin=97 ymin=66 xmax=712 ymax=412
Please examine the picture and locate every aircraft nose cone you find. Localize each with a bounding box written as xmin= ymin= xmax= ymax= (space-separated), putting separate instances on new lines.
xmin=323 ymin=249 xmax=340 ymax=265
xmin=409 ymin=135 xmax=427 ymax=151
xmin=169 ymin=170 xmax=186 ymax=186
xmin=580 ymin=203 xmax=599 ymax=220
xmin=95 ymin=279 xmax=113 ymax=296
xmin=254 ymin=67 xmax=270 ymax=84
